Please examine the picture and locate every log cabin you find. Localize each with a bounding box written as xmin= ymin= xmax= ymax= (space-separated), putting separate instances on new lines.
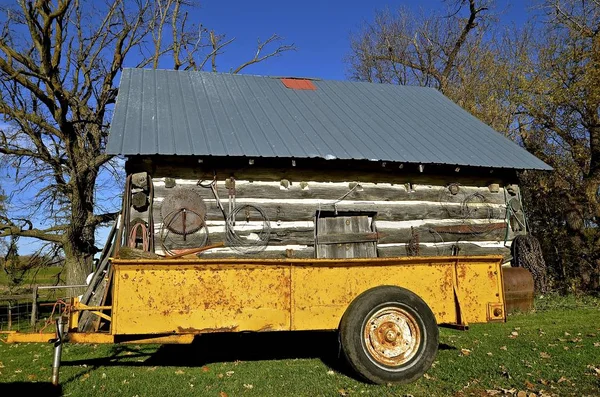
xmin=106 ymin=69 xmax=551 ymax=261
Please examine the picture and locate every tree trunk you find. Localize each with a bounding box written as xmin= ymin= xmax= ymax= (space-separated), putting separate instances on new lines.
xmin=64 ymin=165 xmax=99 ymax=286
xmin=63 ymin=242 xmax=94 ymax=286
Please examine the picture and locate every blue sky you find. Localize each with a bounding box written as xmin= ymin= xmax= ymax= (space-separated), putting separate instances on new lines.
xmin=162 ymin=0 xmax=529 ymax=80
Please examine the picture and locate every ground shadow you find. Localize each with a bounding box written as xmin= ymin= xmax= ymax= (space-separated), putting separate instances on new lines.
xmin=61 ymin=332 xmax=455 ymax=383
xmin=438 ymin=342 xmax=458 ymax=350
xmin=62 ymin=331 xmax=359 ymax=381
xmin=0 ymin=382 xmax=61 ymax=396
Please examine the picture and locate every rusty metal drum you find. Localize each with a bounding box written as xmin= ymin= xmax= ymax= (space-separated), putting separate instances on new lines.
xmin=502 ymin=267 xmax=534 ymax=313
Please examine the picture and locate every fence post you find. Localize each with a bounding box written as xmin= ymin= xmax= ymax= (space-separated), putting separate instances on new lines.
xmin=7 ymin=301 xmax=12 ymax=331
xmin=31 ymin=285 xmax=38 ymax=329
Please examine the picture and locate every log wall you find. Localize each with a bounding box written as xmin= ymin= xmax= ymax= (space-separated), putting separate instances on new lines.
xmin=127 ymin=176 xmax=523 ymax=262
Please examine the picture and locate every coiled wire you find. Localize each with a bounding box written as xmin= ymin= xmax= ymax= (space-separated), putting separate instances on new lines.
xmin=225 ymin=204 xmax=271 ymax=254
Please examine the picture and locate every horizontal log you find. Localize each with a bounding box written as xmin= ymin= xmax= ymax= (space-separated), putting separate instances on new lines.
xmin=377 ymin=243 xmax=511 ymax=258
xmin=156 ymin=242 xmax=511 ymax=260
xmin=158 ymin=245 xmax=315 ymax=259
xmin=127 ymin=157 xmax=515 ymax=185
xmin=150 ymin=180 xmax=507 ymax=205
xmin=133 ymin=200 xmax=506 ymax=225
xmin=431 ymin=223 xmax=506 ymax=234
xmin=151 ymin=221 xmax=509 ymax=249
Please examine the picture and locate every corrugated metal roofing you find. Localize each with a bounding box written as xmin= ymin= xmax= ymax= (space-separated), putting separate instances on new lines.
xmin=106 ymin=68 xmax=552 ymax=171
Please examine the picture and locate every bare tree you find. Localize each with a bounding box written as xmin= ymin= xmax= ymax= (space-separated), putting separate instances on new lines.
xmin=347 ymin=0 xmax=528 ymax=135
xmin=348 ymin=1 xmax=491 ymax=90
xmin=0 ymin=0 xmax=295 ymax=285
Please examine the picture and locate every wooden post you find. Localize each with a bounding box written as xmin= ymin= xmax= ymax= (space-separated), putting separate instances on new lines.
xmin=7 ymin=301 xmax=12 ymax=331
xmin=31 ymin=285 xmax=38 ymax=329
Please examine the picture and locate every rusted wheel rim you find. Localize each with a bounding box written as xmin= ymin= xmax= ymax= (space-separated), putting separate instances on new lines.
xmin=363 ymin=307 xmax=421 ymax=367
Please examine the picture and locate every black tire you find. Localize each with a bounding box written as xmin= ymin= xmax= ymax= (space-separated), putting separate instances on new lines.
xmin=339 ymin=286 xmax=439 ymax=384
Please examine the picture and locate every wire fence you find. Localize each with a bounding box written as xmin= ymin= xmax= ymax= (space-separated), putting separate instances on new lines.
xmin=0 ymin=285 xmax=86 ymax=332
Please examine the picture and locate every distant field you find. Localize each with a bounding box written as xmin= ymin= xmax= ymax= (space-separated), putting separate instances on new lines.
xmin=0 ymin=267 xmax=63 ymax=289
xmin=0 ymin=294 xmax=598 ymax=396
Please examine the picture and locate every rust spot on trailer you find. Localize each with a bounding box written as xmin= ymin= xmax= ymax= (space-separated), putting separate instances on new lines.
xmin=258 ymin=324 xmax=275 ymax=332
xmin=458 ymin=265 xmax=467 ymax=279
xmin=177 ymin=326 xmax=238 ymax=334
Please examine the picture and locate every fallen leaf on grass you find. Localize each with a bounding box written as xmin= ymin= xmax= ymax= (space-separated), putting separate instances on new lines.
xmin=517 ymin=391 xmax=527 ymax=397
xmin=225 ymin=371 xmax=234 ymax=377
xmin=338 ymin=389 xmax=348 ymax=396
xmin=539 ymin=352 xmax=551 ymax=359
xmin=327 ymin=370 xmax=335 ymax=375
xmin=0 ymin=362 xmax=4 ymax=368
xmin=147 ymin=367 xmax=157 ymax=372
xmin=587 ymin=365 xmax=600 ymax=376
xmin=525 ymin=380 xmax=535 ymax=390
xmin=500 ymin=346 xmax=508 ymax=351
xmin=14 ymin=369 xmax=22 ymax=373
xmin=201 ymin=366 xmax=209 ymax=372
xmin=423 ymin=373 xmax=433 ymax=380
xmin=219 ymin=392 xmax=228 ymax=397
xmin=564 ymin=332 xmax=571 ymax=336
xmin=460 ymin=348 xmax=472 ymax=356
xmin=243 ymin=384 xmax=253 ymax=389
xmin=102 ymin=373 xmax=107 ymax=379
xmin=509 ymin=331 xmax=519 ymax=339
xmin=486 ymin=390 xmax=501 ymax=396
xmin=27 ymin=374 xmax=37 ymax=381
xmin=487 ymin=352 xmax=493 ymax=356
xmin=80 ymin=373 xmax=90 ymax=382
xmin=593 ymin=342 xmax=600 ymax=347
xmin=557 ymin=376 xmax=568 ymax=383
xmin=217 ymin=373 xmax=224 ymax=378
xmin=540 ymin=379 xmax=549 ymax=385
xmin=175 ymin=370 xmax=185 ymax=375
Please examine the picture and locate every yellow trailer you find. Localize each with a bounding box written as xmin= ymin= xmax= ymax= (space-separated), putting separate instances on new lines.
xmin=7 ymin=255 xmax=505 ymax=385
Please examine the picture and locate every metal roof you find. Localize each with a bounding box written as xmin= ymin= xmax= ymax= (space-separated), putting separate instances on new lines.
xmin=107 ymin=68 xmax=551 ymax=171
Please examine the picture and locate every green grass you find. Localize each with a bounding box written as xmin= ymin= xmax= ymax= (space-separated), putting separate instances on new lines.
xmin=0 ymin=296 xmax=599 ymax=396
xmin=0 ymin=267 xmax=63 ymax=289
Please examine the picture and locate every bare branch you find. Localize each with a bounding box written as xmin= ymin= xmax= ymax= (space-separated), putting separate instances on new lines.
xmin=232 ymin=34 xmax=296 ymax=74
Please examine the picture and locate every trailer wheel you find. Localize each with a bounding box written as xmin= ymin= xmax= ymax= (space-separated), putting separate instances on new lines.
xmin=339 ymin=286 xmax=438 ymax=384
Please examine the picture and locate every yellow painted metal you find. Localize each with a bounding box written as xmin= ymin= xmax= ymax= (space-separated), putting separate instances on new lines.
xmin=5 ymin=332 xmax=195 ymax=344
xmin=110 ymin=256 xmax=505 ymax=336
xmin=112 ymin=263 xmax=292 ymax=335
xmin=68 ymin=298 xmax=112 ymax=330
xmin=6 ymin=332 xmax=114 ymax=344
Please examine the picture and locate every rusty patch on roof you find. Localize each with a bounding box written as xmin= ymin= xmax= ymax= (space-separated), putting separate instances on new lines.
xmin=281 ymin=78 xmax=316 ymax=90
